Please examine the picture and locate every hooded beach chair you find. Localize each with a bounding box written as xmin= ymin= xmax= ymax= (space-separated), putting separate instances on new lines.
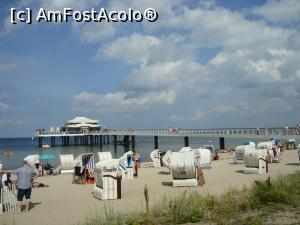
xmin=243 ymin=148 xmax=267 ymax=174
xmin=93 ymin=159 xmax=121 ymax=200
xmin=171 ymin=152 xmax=199 ymax=187
xmin=150 ymin=149 xmax=162 ymax=167
xmin=60 ymin=154 xmax=75 ymax=174
xmin=118 ymin=151 xmax=134 ymax=179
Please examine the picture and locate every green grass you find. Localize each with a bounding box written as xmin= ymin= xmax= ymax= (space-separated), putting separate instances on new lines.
xmin=79 ymin=172 xmax=300 ymax=225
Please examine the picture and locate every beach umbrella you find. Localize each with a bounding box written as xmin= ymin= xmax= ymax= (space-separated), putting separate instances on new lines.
xmin=39 ymin=154 xmax=56 ymax=164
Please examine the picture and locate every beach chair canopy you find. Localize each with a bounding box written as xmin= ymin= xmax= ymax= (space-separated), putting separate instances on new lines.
xmin=179 ymin=146 xmax=192 ymax=153
xmin=97 ymin=152 xmax=112 ymax=162
xmin=94 ymin=159 xmax=119 ymax=188
xmin=171 ymin=152 xmax=196 ymax=179
xmin=24 ymin=155 xmax=39 ymax=167
xmin=74 ymin=153 xmax=95 ymax=175
xmin=235 ymin=145 xmax=251 ymax=160
xmin=60 ymin=154 xmax=74 ymax=171
xmin=243 ymin=141 xmax=256 ymax=148
xmin=287 ymin=139 xmax=295 ymax=143
xmin=150 ymin=149 xmax=161 ymax=167
xmin=118 ymin=151 xmax=133 ymax=167
xmin=162 ymin=150 xmax=172 ymax=168
xmin=274 ymin=138 xmax=281 ymax=145
xmin=257 ymin=141 xmax=273 ymax=150
xmin=194 ymin=148 xmax=212 ymax=168
xmin=244 ymin=149 xmax=266 ymax=168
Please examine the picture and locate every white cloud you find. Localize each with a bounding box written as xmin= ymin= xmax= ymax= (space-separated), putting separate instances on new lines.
xmin=96 ymin=33 xmax=196 ymax=64
xmin=0 ymin=92 xmax=15 ymax=99
xmin=0 ymin=119 xmax=25 ymax=126
xmin=72 ymin=22 xmax=116 ymax=44
xmin=0 ymin=102 xmax=14 ymax=112
xmin=149 ymin=5 xmax=292 ymax=51
xmin=211 ymin=98 xmax=297 ymax=118
xmin=3 ymin=0 xmax=299 ymax=126
xmin=167 ymin=109 xmax=205 ymax=122
xmin=0 ymin=62 xmax=17 ymax=72
xmin=87 ymin=1 xmax=300 ymax=119
xmin=73 ymin=89 xmax=176 ymax=113
xmin=40 ymin=0 xmax=100 ymax=10
xmin=1 ymin=0 xmax=101 ymax=35
xmin=123 ymin=60 xmax=207 ymax=91
xmin=252 ymin=0 xmax=300 ymax=24
xmin=95 ymin=33 xmax=161 ymax=64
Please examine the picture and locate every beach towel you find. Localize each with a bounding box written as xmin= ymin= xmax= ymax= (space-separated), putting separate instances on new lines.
xmin=118 ymin=162 xmax=126 ymax=173
xmin=33 ymin=182 xmax=49 ymax=188
xmin=87 ymin=157 xmax=95 ymax=176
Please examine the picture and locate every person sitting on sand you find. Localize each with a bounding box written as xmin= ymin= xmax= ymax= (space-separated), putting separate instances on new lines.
xmin=1 ymin=160 xmax=39 ymax=213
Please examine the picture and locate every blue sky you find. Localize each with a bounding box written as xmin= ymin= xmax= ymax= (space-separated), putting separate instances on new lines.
xmin=0 ymin=0 xmax=299 ymax=137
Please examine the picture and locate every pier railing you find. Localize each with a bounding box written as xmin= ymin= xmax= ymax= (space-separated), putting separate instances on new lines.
xmin=35 ymin=128 xmax=299 ymax=138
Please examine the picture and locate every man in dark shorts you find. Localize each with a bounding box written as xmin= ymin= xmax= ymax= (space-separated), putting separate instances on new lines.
xmin=1 ymin=160 xmax=39 ymax=213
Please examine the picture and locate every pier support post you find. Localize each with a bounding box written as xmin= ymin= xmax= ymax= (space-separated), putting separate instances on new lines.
xmin=38 ymin=137 xmax=43 ymax=147
xmin=107 ymin=135 xmax=110 ymax=144
xmin=219 ymin=137 xmax=225 ymax=150
xmin=131 ymin=135 xmax=136 ymax=151
xmin=113 ymin=135 xmax=117 ymax=147
xmin=89 ymin=135 xmax=93 ymax=145
xmin=83 ymin=136 xmax=86 ymax=145
xmin=154 ymin=136 xmax=159 ymax=149
xmin=123 ymin=135 xmax=130 ymax=147
xmin=50 ymin=136 xmax=55 ymax=146
xmin=99 ymin=135 xmax=103 ymax=147
xmin=184 ymin=136 xmax=189 ymax=147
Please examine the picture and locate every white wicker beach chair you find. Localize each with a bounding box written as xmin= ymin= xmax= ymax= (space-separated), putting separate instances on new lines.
xmin=243 ymin=148 xmax=267 ymax=174
xmin=1 ymin=186 xmax=18 ymax=214
xmin=60 ymin=154 xmax=75 ymax=174
xmin=93 ymin=159 xmax=121 ymax=200
xmin=150 ymin=149 xmax=161 ymax=167
xmin=118 ymin=151 xmax=134 ymax=179
xmin=74 ymin=153 xmax=95 ymax=176
xmin=193 ymin=148 xmax=212 ymax=169
xmin=171 ymin=152 xmax=198 ymax=187
xmin=162 ymin=150 xmax=172 ymax=169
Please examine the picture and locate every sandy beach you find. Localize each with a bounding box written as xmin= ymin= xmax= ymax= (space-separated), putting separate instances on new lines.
xmin=1 ymin=150 xmax=299 ymax=225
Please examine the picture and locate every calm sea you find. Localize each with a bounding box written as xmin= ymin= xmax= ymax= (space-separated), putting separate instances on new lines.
xmin=0 ymin=136 xmax=298 ymax=169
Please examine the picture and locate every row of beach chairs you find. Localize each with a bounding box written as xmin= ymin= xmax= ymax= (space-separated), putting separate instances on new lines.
xmin=150 ymin=147 xmax=211 ymax=187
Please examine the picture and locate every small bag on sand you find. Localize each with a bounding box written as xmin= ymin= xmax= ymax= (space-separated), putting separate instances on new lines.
xmin=197 ymin=168 xmax=205 ymax=186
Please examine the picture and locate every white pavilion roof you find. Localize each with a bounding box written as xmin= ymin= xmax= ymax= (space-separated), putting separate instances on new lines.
xmin=67 ymin=117 xmax=99 ymax=124
xmin=65 ymin=123 xmax=101 ymax=128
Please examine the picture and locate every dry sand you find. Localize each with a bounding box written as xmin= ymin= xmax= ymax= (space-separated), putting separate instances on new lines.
xmin=1 ymin=150 xmax=299 ymax=225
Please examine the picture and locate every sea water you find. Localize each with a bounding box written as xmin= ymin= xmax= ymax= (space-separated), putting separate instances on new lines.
xmin=0 ymin=136 xmax=298 ymax=169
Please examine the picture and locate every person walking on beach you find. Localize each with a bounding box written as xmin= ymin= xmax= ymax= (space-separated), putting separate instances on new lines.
xmin=284 ymin=124 xmax=288 ymax=135
xmin=1 ymin=160 xmax=39 ymax=213
xmin=295 ymin=123 xmax=299 ymax=135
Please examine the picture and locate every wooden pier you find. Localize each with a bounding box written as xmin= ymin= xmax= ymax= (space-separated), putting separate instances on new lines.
xmin=35 ymin=128 xmax=299 ymax=150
